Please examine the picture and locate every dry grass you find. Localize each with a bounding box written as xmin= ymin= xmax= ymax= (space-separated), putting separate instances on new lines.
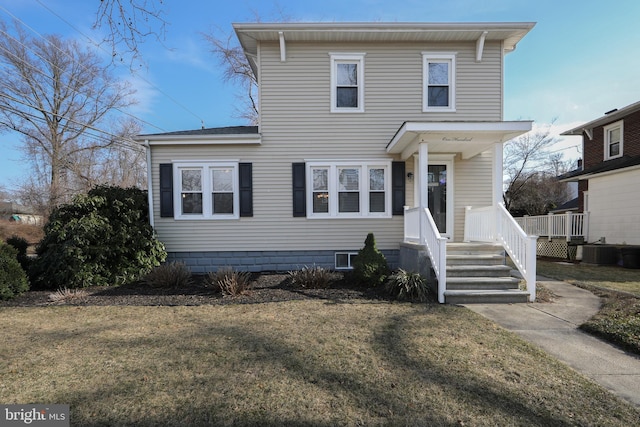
xmin=0 ymin=219 xmax=43 ymax=246
xmin=1 ymin=302 xmax=638 ymax=426
xmin=536 ymin=259 xmax=640 ymax=296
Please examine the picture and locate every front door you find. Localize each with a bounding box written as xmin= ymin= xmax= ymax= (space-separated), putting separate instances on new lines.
xmin=428 ymin=165 xmax=447 ymax=235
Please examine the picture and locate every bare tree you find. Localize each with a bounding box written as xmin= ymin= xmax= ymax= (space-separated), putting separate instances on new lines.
xmin=202 ymin=28 xmax=259 ymax=124
xmin=93 ymin=0 xmax=168 ymax=66
xmin=0 ymin=21 xmax=137 ymax=215
xmin=503 ymin=123 xmax=557 ymax=212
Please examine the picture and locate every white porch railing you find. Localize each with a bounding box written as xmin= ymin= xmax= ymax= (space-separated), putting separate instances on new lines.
xmin=404 ymin=206 xmax=447 ymax=303
xmin=464 ymin=204 xmax=537 ymax=302
xmin=515 ymin=212 xmax=589 ymax=241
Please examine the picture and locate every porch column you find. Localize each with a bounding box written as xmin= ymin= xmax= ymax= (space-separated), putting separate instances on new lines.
xmin=492 ymin=143 xmax=503 ymax=207
xmin=418 ymin=142 xmax=429 ymax=209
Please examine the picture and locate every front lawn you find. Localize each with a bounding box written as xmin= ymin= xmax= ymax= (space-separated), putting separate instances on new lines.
xmin=1 ymin=302 xmax=638 ymax=426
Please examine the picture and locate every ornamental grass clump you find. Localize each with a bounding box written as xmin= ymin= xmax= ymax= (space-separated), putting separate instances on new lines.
xmin=143 ymin=262 xmax=193 ymax=289
xmin=48 ymin=287 xmax=89 ymax=304
xmin=207 ymin=267 xmax=252 ymax=296
xmin=386 ymin=269 xmax=432 ymax=302
xmin=288 ymin=265 xmax=332 ymax=289
xmin=352 ymin=233 xmax=390 ymax=287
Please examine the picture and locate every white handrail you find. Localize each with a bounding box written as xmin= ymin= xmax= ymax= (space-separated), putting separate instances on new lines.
xmin=497 ymin=204 xmax=537 ymax=302
xmin=421 ymin=207 xmax=447 ymax=304
xmin=465 ymin=204 xmax=537 ymax=302
xmin=403 ymin=206 xmax=447 ymax=303
xmin=515 ymin=212 xmax=588 ymax=241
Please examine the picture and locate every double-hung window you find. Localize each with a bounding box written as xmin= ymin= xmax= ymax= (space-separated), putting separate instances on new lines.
xmin=604 ymin=120 xmax=623 ymax=160
xmin=423 ymin=52 xmax=456 ymax=112
xmin=307 ymin=161 xmax=390 ymax=218
xmin=330 ymin=53 xmax=365 ymax=112
xmin=174 ymin=162 xmax=239 ymax=219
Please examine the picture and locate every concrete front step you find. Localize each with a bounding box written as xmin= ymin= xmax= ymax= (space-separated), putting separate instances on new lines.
xmin=446 ymin=276 xmax=521 ymax=290
xmin=446 ymin=242 xmax=505 ymax=256
xmin=447 ymin=264 xmax=513 ymax=278
xmin=446 ymin=254 xmax=506 ymax=266
xmin=444 ymin=289 xmax=530 ymax=304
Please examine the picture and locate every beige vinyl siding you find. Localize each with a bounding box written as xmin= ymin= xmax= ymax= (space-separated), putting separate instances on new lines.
xmin=152 ymin=39 xmax=504 ymax=252
xmin=454 ymin=151 xmax=494 ymax=242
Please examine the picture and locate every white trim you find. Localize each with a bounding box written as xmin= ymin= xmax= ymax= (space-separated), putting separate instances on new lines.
xmin=306 ymin=160 xmax=391 ymax=219
xmin=144 ymin=140 xmax=154 ymax=228
xmin=140 ymin=135 xmax=261 ymax=146
xmin=604 ymin=120 xmax=623 ymax=160
xmin=330 ymin=53 xmax=366 ymax=113
xmin=422 ymin=52 xmax=456 ymax=112
xmin=172 ymin=161 xmax=240 ymax=220
xmin=476 ymin=31 xmax=488 ymax=62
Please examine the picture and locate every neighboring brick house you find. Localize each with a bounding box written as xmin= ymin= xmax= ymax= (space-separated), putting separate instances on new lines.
xmin=560 ymin=101 xmax=640 ymax=244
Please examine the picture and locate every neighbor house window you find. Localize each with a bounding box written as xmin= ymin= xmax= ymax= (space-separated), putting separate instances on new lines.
xmin=604 ymin=120 xmax=623 ymax=160
xmin=330 ymin=53 xmax=365 ymax=112
xmin=174 ymin=162 xmax=239 ymax=219
xmin=307 ymin=161 xmax=390 ymax=218
xmin=423 ymin=52 xmax=456 ymax=112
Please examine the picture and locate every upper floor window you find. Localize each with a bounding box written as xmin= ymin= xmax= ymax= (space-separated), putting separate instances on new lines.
xmin=307 ymin=161 xmax=390 ymax=218
xmin=330 ymin=53 xmax=365 ymax=113
xmin=423 ymin=52 xmax=456 ymax=112
xmin=604 ymin=120 xmax=623 ymax=160
xmin=174 ymin=161 xmax=239 ymax=220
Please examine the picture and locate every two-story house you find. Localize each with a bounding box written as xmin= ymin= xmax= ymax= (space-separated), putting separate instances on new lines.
xmin=560 ymin=100 xmax=640 ymax=245
xmin=136 ymin=22 xmax=538 ymax=303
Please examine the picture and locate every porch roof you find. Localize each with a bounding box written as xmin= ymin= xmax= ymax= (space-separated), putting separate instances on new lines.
xmin=386 ymin=121 xmax=532 ymax=160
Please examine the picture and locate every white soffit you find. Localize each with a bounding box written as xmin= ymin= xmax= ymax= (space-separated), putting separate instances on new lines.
xmin=387 ymin=121 xmax=532 ymax=160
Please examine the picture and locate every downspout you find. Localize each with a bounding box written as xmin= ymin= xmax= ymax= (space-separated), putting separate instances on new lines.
xmin=144 ymin=140 xmax=154 ymax=229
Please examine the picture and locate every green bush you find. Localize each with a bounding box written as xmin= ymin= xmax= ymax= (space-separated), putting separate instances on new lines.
xmin=352 ymin=233 xmax=390 ymax=287
xmin=288 ymin=265 xmax=332 ymax=289
xmin=6 ymin=235 xmax=30 ymax=272
xmin=0 ymin=241 xmax=29 ymax=300
xmin=30 ymin=185 xmax=167 ymax=289
xmin=143 ymin=262 xmax=193 ymax=289
xmin=386 ymin=269 xmax=432 ymax=302
xmin=206 ymin=267 xmax=252 ymax=296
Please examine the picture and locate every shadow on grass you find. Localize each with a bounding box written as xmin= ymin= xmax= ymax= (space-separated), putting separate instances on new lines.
xmin=38 ymin=305 xmax=634 ymax=426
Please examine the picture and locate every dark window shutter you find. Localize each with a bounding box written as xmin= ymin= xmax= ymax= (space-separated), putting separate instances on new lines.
xmin=392 ymin=161 xmax=406 ymax=216
xmin=239 ymin=163 xmax=253 ymax=217
xmin=292 ymin=163 xmax=306 ymax=217
xmin=159 ymin=163 xmax=174 ymax=218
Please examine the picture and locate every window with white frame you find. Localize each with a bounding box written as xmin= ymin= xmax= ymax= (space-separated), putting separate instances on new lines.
xmin=330 ymin=53 xmax=365 ymax=112
xmin=174 ymin=162 xmax=239 ymax=219
xmin=604 ymin=120 xmax=623 ymax=160
xmin=335 ymin=252 xmax=358 ymax=269
xmin=307 ymin=161 xmax=390 ymax=218
xmin=423 ymin=52 xmax=456 ymax=112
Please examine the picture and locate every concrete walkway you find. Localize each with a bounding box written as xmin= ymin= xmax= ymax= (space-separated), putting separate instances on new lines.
xmin=465 ymin=277 xmax=640 ymax=408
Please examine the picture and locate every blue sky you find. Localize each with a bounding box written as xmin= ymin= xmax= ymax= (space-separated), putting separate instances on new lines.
xmin=1 ymin=0 xmax=639 ymax=193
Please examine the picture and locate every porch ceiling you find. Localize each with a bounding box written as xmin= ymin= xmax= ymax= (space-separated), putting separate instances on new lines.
xmin=386 ymin=121 xmax=532 ymax=160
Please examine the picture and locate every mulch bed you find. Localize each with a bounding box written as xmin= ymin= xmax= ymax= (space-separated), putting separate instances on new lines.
xmin=0 ymin=273 xmax=394 ymax=307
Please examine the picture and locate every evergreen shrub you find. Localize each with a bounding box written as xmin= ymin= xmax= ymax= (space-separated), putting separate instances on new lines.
xmin=0 ymin=241 xmax=29 ymax=300
xmin=352 ymin=233 xmax=390 ymax=287
xmin=30 ymin=185 xmax=166 ymax=289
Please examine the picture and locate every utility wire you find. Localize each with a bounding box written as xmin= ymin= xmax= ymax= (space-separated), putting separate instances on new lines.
xmin=0 ymin=12 xmax=167 ymax=134
xmin=32 ymin=0 xmax=206 ymax=127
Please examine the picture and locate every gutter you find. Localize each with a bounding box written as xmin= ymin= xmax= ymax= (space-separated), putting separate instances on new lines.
xmin=144 ymin=140 xmax=154 ymax=229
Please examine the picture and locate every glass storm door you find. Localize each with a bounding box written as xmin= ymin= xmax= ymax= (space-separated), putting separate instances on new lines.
xmin=428 ymin=165 xmax=447 ymax=235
